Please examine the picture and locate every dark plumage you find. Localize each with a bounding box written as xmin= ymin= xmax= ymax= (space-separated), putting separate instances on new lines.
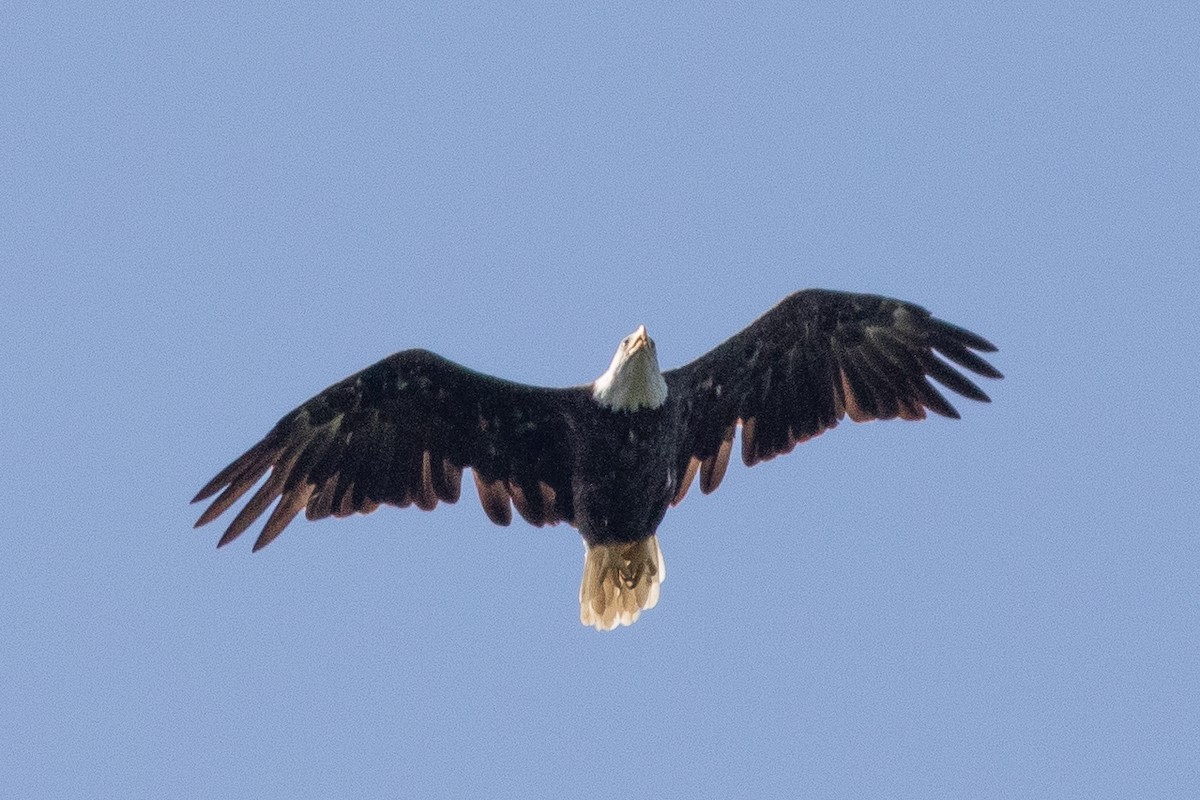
xmin=193 ymin=289 xmax=1002 ymax=629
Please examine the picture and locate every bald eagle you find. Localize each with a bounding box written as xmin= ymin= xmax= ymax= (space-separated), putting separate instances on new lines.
xmin=193 ymin=289 xmax=1001 ymax=630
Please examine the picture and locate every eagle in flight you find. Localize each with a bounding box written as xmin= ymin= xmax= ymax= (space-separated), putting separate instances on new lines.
xmin=193 ymin=289 xmax=1001 ymax=630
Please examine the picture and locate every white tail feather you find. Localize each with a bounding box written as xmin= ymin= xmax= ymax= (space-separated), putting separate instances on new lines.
xmin=579 ymin=536 xmax=666 ymax=631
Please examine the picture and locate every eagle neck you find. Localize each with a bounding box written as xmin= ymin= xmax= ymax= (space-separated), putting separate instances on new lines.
xmin=592 ymin=351 xmax=668 ymax=411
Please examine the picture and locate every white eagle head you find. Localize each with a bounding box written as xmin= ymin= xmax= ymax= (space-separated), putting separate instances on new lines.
xmin=592 ymin=325 xmax=668 ymax=411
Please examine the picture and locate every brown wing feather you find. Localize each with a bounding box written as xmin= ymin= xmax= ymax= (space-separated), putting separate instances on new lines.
xmin=193 ymin=349 xmax=581 ymax=549
xmin=666 ymin=289 xmax=1001 ymax=502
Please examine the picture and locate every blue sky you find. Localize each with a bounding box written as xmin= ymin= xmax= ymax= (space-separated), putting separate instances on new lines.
xmin=3 ymin=2 xmax=1197 ymax=797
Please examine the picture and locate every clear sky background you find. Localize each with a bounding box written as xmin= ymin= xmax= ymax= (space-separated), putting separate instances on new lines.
xmin=3 ymin=3 xmax=1197 ymax=798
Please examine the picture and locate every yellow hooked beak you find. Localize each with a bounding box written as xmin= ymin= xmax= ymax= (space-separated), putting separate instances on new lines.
xmin=628 ymin=324 xmax=650 ymax=352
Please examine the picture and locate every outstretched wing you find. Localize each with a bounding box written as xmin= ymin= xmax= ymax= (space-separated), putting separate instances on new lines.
xmin=192 ymin=349 xmax=582 ymax=551
xmin=665 ymin=289 xmax=1002 ymax=502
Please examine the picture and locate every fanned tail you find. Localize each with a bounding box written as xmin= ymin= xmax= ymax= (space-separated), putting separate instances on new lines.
xmin=579 ymin=536 xmax=666 ymax=631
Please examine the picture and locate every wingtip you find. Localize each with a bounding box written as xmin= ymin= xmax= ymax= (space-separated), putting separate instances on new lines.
xmin=932 ymin=317 xmax=1000 ymax=354
xmin=217 ymin=529 xmax=239 ymax=548
xmin=191 ymin=485 xmax=218 ymax=504
xmin=193 ymin=502 xmax=225 ymax=529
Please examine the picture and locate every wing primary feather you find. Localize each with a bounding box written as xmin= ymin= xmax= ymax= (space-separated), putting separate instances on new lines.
xmin=216 ymin=447 xmax=304 ymax=547
xmin=432 ymin=457 xmax=462 ymax=503
xmin=473 ymin=471 xmax=513 ymax=525
xmin=853 ymin=345 xmax=905 ymax=420
xmin=192 ymin=437 xmax=280 ymax=504
xmin=897 ymin=399 xmax=927 ymax=421
xmin=192 ymin=439 xmax=283 ymax=510
xmin=333 ymin=473 xmax=359 ymax=517
xmin=856 ymin=336 xmax=907 ymax=391
xmin=930 ymin=317 xmax=998 ymax=353
xmin=508 ymin=482 xmax=532 ymax=524
xmin=915 ymin=377 xmax=960 ymax=419
xmin=281 ymin=428 xmax=338 ymax=494
xmin=193 ymin=449 xmax=279 ymax=528
xmin=672 ymin=456 xmax=701 ymax=505
xmin=537 ymin=481 xmax=559 ymax=524
xmin=740 ymin=416 xmax=758 ymax=466
xmin=837 ymin=367 xmax=865 ymax=422
xmin=699 ymin=429 xmax=734 ymax=494
xmin=931 ymin=335 xmax=1005 ymax=379
xmin=918 ymin=351 xmax=992 ymax=403
xmin=871 ymin=328 xmax=926 ymax=375
xmin=306 ymin=473 xmax=340 ymax=520
xmin=253 ymin=483 xmax=316 ymax=551
xmin=328 ymin=434 xmax=368 ymax=516
xmin=871 ymin=332 xmax=956 ymax=419
xmin=304 ymin=432 xmax=350 ymax=489
xmin=414 ymin=449 xmax=438 ymax=511
xmin=194 ymin=483 xmax=249 ymax=529
xmin=351 ymin=470 xmax=373 ymax=511
xmin=834 ymin=343 xmax=876 ymax=422
xmin=509 ymin=479 xmax=548 ymax=525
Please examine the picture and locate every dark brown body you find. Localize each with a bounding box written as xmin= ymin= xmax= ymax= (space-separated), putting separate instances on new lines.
xmin=570 ymin=403 xmax=681 ymax=547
